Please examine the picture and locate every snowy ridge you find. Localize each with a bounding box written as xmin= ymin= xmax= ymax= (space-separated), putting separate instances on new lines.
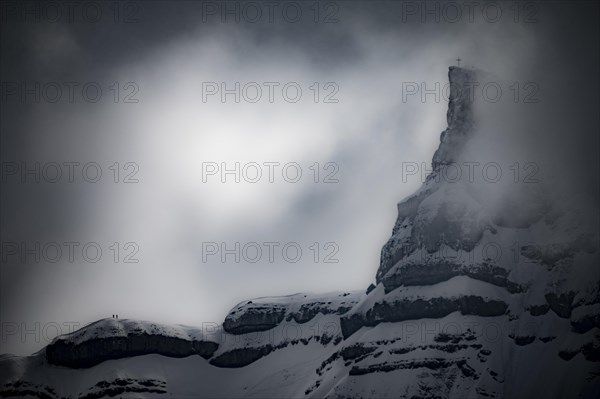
xmin=51 ymin=318 xmax=218 ymax=346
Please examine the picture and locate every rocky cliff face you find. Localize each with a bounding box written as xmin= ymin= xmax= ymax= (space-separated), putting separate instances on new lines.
xmin=223 ymin=292 xmax=361 ymax=335
xmin=431 ymin=66 xmax=477 ymax=170
xmin=45 ymin=319 xmax=219 ymax=368
xmin=212 ymin=292 xmax=361 ymax=367
xmin=375 ymin=66 xmax=599 ymax=336
xmin=1 ymin=67 xmax=598 ymax=399
xmin=336 ymin=66 xmax=600 ymax=398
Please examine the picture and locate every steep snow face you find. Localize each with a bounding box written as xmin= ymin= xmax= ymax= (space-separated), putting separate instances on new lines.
xmin=1 ymin=67 xmax=598 ymax=399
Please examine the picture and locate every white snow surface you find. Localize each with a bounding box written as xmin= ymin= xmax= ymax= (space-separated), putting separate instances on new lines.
xmin=51 ymin=318 xmax=220 ymax=345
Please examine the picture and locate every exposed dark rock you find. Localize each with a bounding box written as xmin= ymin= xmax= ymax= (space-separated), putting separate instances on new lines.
xmin=316 ymin=352 xmax=340 ymax=376
xmin=46 ymin=333 xmax=218 ymax=368
xmin=377 ymin=190 xmax=430 ymax=282
xmin=223 ymin=305 xmax=286 ymax=334
xmin=581 ymin=342 xmax=600 ymax=362
xmin=434 ymin=330 xmax=476 ymax=344
xmin=478 ymin=349 xmax=492 ymax=362
xmin=558 ymin=341 xmax=600 ymax=362
xmin=429 ymin=343 xmax=470 ymax=353
xmin=457 ymin=361 xmax=478 ymax=378
xmin=319 ymin=333 xmax=334 ymax=345
xmin=528 ymin=304 xmax=550 ymax=316
xmin=340 ymin=296 xmax=507 ymax=339
xmin=513 ymin=336 xmax=536 ymax=346
xmin=571 ymin=311 xmax=600 ymax=333
xmin=287 ymin=302 xmax=353 ymax=324
xmin=0 ymin=381 xmax=60 ymax=399
xmin=389 ymin=346 xmax=415 ymax=355
xmin=431 ymin=67 xmax=477 ymax=170
xmin=459 ymin=295 xmax=508 ymax=316
xmin=381 ymin=262 xmax=456 ymax=290
xmin=210 ymin=345 xmax=274 ymax=368
xmin=475 ymin=387 xmax=497 ymax=398
xmin=545 ymin=292 xmax=576 ymax=318
xmin=79 ymin=378 xmax=166 ymax=399
xmin=349 ymin=357 xmax=478 ymax=379
xmin=340 ymin=343 xmax=377 ymax=361
xmin=380 ymin=261 xmax=522 ymax=294
xmin=558 ymin=349 xmax=580 ymax=361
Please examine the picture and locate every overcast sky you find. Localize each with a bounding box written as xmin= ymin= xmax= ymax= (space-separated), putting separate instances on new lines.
xmin=1 ymin=1 xmax=598 ymax=355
